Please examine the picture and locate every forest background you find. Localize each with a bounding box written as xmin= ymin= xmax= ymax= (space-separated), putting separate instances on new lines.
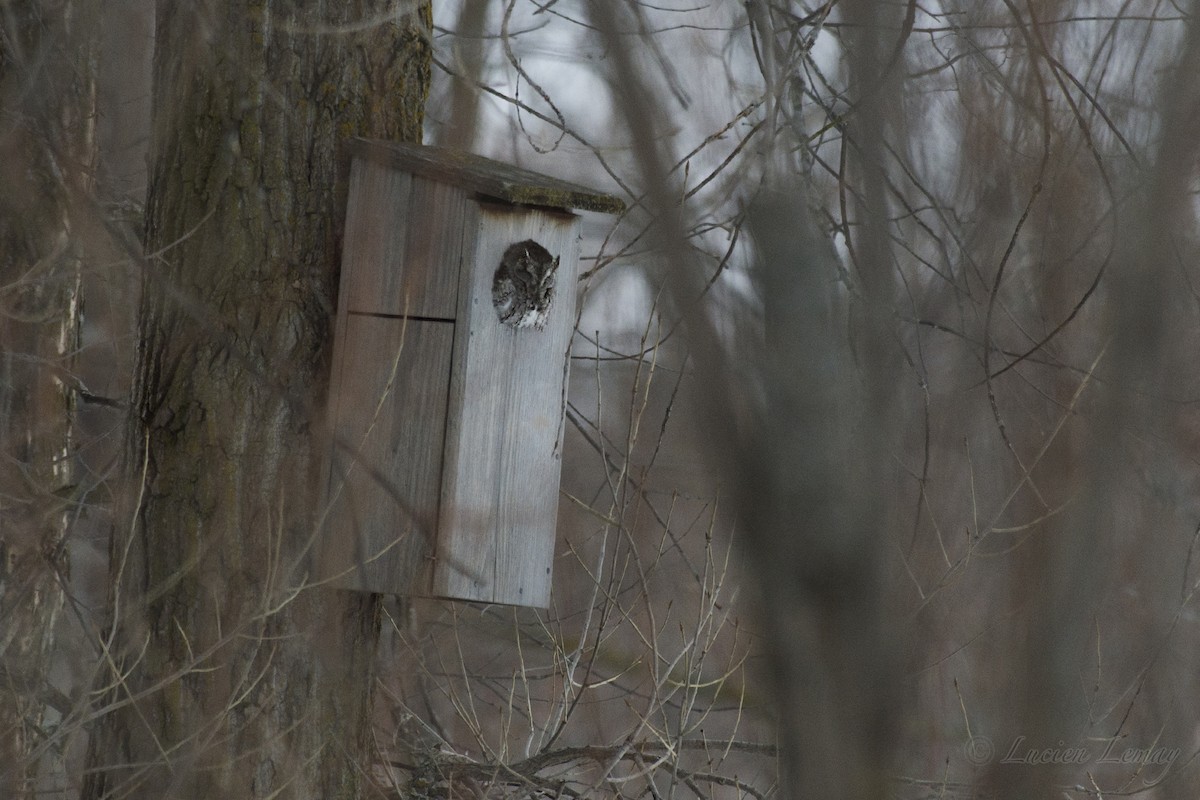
xmin=3 ymin=1 xmax=1200 ymax=798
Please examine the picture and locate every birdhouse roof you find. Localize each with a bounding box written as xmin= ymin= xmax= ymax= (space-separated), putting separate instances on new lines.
xmin=349 ymin=139 xmax=627 ymax=215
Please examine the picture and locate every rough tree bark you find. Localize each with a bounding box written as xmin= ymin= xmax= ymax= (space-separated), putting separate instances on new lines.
xmin=0 ymin=2 xmax=95 ymax=796
xmin=83 ymin=3 xmax=430 ymax=798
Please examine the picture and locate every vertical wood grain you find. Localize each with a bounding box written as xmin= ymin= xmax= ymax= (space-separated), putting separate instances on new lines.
xmin=339 ymin=167 xmax=467 ymax=319
xmin=405 ymin=177 xmax=468 ymax=319
xmin=318 ymin=159 xmax=367 ymax=579
xmin=340 ymin=161 xmax=413 ymax=315
xmin=436 ymin=202 xmax=579 ymax=606
xmin=323 ymin=315 xmax=453 ymax=593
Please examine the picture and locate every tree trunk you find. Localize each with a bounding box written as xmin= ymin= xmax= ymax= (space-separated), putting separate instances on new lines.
xmin=83 ymin=3 xmax=430 ymax=798
xmin=0 ymin=2 xmax=95 ymax=796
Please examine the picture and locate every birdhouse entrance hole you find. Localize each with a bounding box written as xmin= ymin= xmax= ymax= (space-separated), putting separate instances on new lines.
xmin=492 ymin=239 xmax=559 ymax=330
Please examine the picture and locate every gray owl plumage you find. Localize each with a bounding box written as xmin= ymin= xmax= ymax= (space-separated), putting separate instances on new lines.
xmin=492 ymin=240 xmax=559 ymax=330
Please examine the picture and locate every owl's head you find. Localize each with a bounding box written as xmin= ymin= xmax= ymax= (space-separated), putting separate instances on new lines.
xmin=493 ymin=239 xmax=560 ymax=330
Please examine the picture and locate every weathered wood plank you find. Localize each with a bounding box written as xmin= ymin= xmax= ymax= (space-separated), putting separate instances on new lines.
xmin=323 ymin=315 xmax=454 ymax=593
xmin=340 ymin=160 xmax=413 ymax=316
xmin=405 ymin=177 xmax=468 ymax=320
xmin=350 ymin=138 xmax=627 ymax=215
xmin=340 ymin=166 xmax=467 ymax=319
xmin=318 ymin=158 xmax=369 ymax=557
xmin=436 ymin=203 xmax=579 ymax=606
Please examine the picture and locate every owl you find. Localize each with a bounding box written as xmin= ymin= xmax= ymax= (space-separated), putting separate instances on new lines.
xmin=492 ymin=239 xmax=559 ymax=330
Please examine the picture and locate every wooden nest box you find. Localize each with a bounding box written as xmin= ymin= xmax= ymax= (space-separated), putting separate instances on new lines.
xmin=320 ymin=138 xmax=624 ymax=608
